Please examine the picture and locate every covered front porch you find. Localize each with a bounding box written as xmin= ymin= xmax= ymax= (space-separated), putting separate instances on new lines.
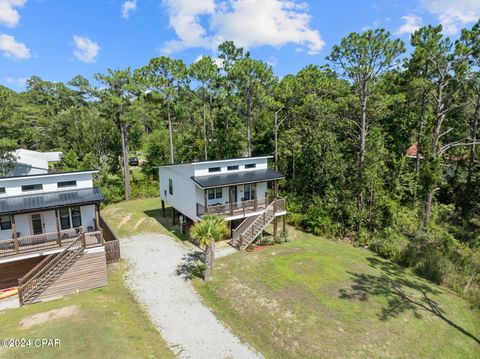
xmin=0 ymin=187 xmax=104 ymax=260
xmin=192 ymin=168 xmax=285 ymax=220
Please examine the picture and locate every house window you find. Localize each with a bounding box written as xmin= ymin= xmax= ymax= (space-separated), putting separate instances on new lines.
xmin=244 ymin=184 xmax=255 ymax=200
xmin=59 ymin=208 xmax=71 ymax=230
xmin=208 ymin=189 xmax=215 ymax=200
xmin=169 ymin=179 xmax=173 ymax=195
xmin=245 ymin=163 xmax=256 ymax=169
xmin=57 ymin=180 xmax=77 ymax=188
xmin=21 ymin=184 xmax=43 ymax=192
xmin=71 ymin=207 xmax=82 ymax=228
xmin=0 ymin=187 xmax=5 ymax=194
xmin=208 ymin=188 xmax=222 ymax=200
xmin=0 ymin=216 xmax=12 ymax=230
xmin=208 ymin=167 xmax=221 ymax=173
xmin=227 ymin=165 xmax=239 ymax=171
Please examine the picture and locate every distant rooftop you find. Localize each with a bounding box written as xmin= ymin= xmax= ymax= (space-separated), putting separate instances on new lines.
xmin=158 ymin=155 xmax=273 ymax=168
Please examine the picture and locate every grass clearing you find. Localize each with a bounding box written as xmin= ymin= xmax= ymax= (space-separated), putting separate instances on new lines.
xmin=0 ymin=262 xmax=174 ymax=359
xmin=194 ymin=227 xmax=480 ymax=359
xmin=101 ymin=197 xmax=187 ymax=240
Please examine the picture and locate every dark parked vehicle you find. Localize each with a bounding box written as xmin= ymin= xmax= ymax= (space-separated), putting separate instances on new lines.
xmin=129 ymin=157 xmax=139 ymax=166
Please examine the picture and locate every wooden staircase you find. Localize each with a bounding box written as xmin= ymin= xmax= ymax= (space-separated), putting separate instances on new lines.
xmin=232 ymin=201 xmax=276 ymax=250
xmin=18 ymin=234 xmax=86 ymax=305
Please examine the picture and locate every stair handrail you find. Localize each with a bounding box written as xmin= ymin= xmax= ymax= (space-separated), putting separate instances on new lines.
xmin=237 ymin=201 xmax=277 ymax=249
xmin=18 ymin=233 xmax=85 ymax=305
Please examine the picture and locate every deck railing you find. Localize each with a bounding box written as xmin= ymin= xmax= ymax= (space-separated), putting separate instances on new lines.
xmin=0 ymin=228 xmax=101 ymax=258
xmin=197 ymin=197 xmax=285 ymax=217
xmin=18 ymin=233 xmax=85 ymax=305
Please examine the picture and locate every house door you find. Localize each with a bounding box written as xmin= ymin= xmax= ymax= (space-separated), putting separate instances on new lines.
xmin=31 ymin=213 xmax=44 ymax=235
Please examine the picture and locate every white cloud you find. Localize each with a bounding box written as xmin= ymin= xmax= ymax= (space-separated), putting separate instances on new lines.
xmin=73 ymin=35 xmax=100 ymax=63
xmin=4 ymin=76 xmax=27 ymax=87
xmin=395 ymin=15 xmax=422 ymax=35
xmin=0 ymin=34 xmax=30 ymax=59
xmin=121 ymin=0 xmax=137 ymax=19
xmin=421 ymin=0 xmax=480 ymax=35
xmin=194 ymin=54 xmax=224 ymax=67
xmin=162 ymin=0 xmax=324 ymax=55
xmin=0 ymin=0 xmax=25 ymax=28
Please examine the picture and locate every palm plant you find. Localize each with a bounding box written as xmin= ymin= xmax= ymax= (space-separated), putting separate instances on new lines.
xmin=191 ymin=214 xmax=228 ymax=281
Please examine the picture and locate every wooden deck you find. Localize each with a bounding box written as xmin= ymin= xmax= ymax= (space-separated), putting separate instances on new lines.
xmin=0 ymin=229 xmax=103 ymax=259
xmin=197 ymin=197 xmax=286 ymax=218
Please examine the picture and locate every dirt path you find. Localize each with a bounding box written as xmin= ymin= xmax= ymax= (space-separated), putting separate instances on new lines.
xmin=121 ymin=234 xmax=262 ymax=359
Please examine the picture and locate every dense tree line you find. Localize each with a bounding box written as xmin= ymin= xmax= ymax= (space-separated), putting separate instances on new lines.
xmin=1 ymin=23 xmax=479 ymax=306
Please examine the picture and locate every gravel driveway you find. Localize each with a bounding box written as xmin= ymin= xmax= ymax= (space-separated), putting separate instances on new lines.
xmin=121 ymin=234 xmax=262 ymax=359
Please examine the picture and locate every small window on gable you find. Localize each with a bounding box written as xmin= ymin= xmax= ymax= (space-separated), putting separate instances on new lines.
xmin=245 ymin=163 xmax=256 ymax=169
xmin=21 ymin=184 xmax=43 ymax=192
xmin=0 ymin=187 xmax=5 ymax=194
xmin=57 ymin=180 xmax=77 ymax=188
xmin=227 ymin=165 xmax=239 ymax=171
xmin=0 ymin=216 xmax=12 ymax=230
xmin=169 ymin=179 xmax=173 ymax=195
xmin=208 ymin=167 xmax=221 ymax=173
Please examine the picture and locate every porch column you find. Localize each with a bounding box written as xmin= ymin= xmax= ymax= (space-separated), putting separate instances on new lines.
xmin=273 ymin=216 xmax=278 ymax=241
xmin=204 ymin=189 xmax=208 ymax=214
xmin=96 ymin=204 xmax=104 ymax=245
xmin=229 ymin=187 xmax=233 ymax=216
xmin=11 ymin=215 xmax=19 ymax=254
xmin=161 ymin=200 xmax=166 ymax=217
xmin=274 ymin=179 xmax=279 ymax=213
xmin=55 ymin=209 xmax=62 ymax=246
xmin=253 ymin=183 xmax=257 ymax=211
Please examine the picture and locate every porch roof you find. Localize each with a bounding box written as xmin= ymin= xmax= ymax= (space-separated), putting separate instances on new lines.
xmin=0 ymin=187 xmax=104 ymax=216
xmin=191 ymin=168 xmax=284 ymax=189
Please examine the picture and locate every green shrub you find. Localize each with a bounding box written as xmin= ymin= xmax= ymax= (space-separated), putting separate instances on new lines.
xmin=369 ymin=228 xmax=409 ymax=262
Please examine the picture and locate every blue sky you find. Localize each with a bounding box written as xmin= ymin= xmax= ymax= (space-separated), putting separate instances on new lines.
xmin=1 ymin=0 xmax=479 ymax=91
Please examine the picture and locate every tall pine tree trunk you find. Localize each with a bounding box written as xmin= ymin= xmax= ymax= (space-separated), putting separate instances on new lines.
xmin=246 ymin=91 xmax=252 ymax=157
xmin=167 ymin=102 xmax=174 ymax=164
xmin=357 ymin=81 xmax=368 ymax=234
xmin=465 ymin=90 xmax=480 ymax=213
xmin=203 ymin=101 xmax=208 ymax=160
xmin=424 ymin=82 xmax=445 ymax=229
xmin=120 ymin=119 xmax=131 ymax=201
xmin=415 ymin=77 xmax=429 ymax=199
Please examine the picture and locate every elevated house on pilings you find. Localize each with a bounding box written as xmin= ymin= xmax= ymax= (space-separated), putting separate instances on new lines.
xmin=159 ymin=156 xmax=287 ymax=250
xmin=0 ymin=170 xmax=117 ymax=306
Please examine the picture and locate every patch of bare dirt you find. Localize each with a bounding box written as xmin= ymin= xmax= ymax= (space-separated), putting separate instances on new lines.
xmin=118 ymin=214 xmax=132 ymax=228
xmin=133 ymin=218 xmax=145 ymax=230
xmin=20 ymin=305 xmax=80 ymax=329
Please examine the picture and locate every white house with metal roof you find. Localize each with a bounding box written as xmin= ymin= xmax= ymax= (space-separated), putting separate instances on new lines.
xmin=0 ymin=169 xmax=110 ymax=305
xmin=159 ymin=156 xmax=287 ymax=250
xmin=9 ymin=149 xmax=63 ymax=176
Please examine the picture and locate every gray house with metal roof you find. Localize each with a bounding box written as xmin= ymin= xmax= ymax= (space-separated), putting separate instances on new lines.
xmin=159 ymin=156 xmax=287 ymax=250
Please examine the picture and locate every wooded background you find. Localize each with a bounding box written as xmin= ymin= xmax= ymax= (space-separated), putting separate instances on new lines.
xmin=1 ymin=24 xmax=479 ymax=307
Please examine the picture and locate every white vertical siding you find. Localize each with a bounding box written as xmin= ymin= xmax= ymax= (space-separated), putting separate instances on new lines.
xmin=159 ymin=165 xmax=198 ymax=220
xmin=0 ymin=172 xmax=94 ymax=197
xmin=0 ymin=205 xmax=97 ymax=240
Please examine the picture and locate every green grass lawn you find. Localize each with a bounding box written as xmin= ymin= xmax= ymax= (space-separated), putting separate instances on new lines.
xmin=101 ymin=197 xmax=187 ymax=240
xmin=194 ymin=227 xmax=480 ymax=359
xmin=0 ymin=263 xmax=174 ymax=359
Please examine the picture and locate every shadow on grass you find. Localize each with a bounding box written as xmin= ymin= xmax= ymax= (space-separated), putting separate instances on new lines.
xmin=339 ymin=257 xmax=480 ymax=345
xmin=176 ymin=251 xmax=205 ymax=280
xmin=144 ymin=208 xmax=189 ymax=241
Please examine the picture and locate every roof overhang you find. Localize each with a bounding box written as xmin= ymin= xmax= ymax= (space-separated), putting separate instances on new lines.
xmin=0 ymin=187 xmax=104 ymax=216
xmin=191 ymin=168 xmax=284 ymax=189
xmin=0 ymin=170 xmax=98 ymax=182
xmin=158 ymin=155 xmax=273 ymax=168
